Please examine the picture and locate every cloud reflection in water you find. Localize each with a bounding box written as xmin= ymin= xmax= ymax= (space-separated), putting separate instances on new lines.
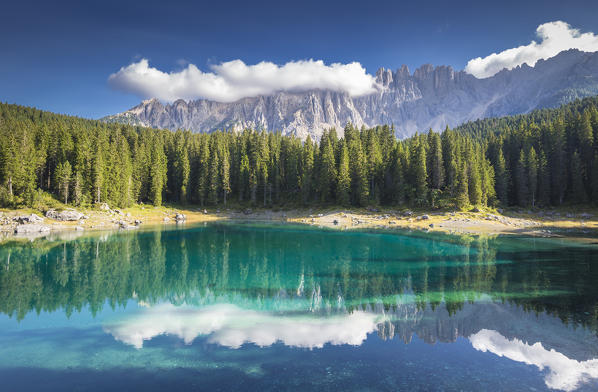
xmin=104 ymin=303 xmax=380 ymax=349
xmin=470 ymin=329 xmax=598 ymax=391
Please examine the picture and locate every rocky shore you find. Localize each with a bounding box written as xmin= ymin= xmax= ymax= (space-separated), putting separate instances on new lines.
xmin=1 ymin=204 xmax=597 ymax=241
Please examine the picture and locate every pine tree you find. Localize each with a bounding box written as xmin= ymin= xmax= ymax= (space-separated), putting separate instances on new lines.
xmin=318 ymin=136 xmax=337 ymax=203
xmin=570 ymin=151 xmax=587 ymax=203
xmin=336 ymin=142 xmax=350 ymax=206
xmin=221 ymin=141 xmax=231 ymax=206
xmin=427 ymin=130 xmax=444 ymax=189
xmin=527 ymin=147 xmax=538 ymax=207
xmin=455 ymin=162 xmax=469 ymax=210
xmin=301 ymin=136 xmax=315 ymax=205
xmin=55 ymin=161 xmax=72 ymax=204
xmin=516 ymin=149 xmax=530 ymax=206
xmin=349 ymin=138 xmax=369 ymax=206
xmin=410 ymin=141 xmax=428 ymax=206
xmin=197 ymin=136 xmax=210 ymax=206
xmin=494 ymin=149 xmax=508 ymax=205
xmin=149 ymin=134 xmax=167 ymax=206
xmin=538 ymin=151 xmax=551 ymax=207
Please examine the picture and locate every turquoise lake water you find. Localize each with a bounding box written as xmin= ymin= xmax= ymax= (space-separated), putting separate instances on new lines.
xmin=1 ymin=222 xmax=598 ymax=391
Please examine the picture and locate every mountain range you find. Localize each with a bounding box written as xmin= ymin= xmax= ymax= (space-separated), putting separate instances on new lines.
xmin=103 ymin=49 xmax=598 ymax=139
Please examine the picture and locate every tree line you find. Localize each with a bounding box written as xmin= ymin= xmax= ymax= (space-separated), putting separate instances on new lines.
xmin=1 ymin=96 xmax=597 ymax=210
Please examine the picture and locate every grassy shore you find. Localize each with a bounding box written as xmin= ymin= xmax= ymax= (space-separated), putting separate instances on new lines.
xmin=2 ymin=200 xmax=598 ymax=241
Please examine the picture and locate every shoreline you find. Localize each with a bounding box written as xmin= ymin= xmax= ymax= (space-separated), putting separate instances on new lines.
xmin=1 ymin=204 xmax=598 ymax=242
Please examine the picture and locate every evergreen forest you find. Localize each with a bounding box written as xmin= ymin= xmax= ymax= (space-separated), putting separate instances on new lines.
xmin=1 ymin=96 xmax=598 ymax=210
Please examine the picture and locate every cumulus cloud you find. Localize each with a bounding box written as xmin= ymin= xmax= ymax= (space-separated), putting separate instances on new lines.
xmin=108 ymin=58 xmax=377 ymax=102
xmin=104 ymin=303 xmax=380 ymax=349
xmin=465 ymin=21 xmax=598 ymax=78
xmin=470 ymin=329 xmax=598 ymax=391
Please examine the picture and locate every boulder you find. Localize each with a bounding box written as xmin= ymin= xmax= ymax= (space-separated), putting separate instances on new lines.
xmin=14 ymin=214 xmax=44 ymax=224
xmin=117 ymin=220 xmax=137 ymax=229
xmin=420 ymin=215 xmax=430 ymax=220
xmin=163 ymin=217 xmax=171 ymax=222
xmin=99 ymin=203 xmax=111 ymax=211
xmin=175 ymin=213 xmax=186 ymax=222
xmin=14 ymin=224 xmax=51 ymax=234
xmin=45 ymin=209 xmax=84 ymax=221
xmin=403 ymin=210 xmax=413 ymax=217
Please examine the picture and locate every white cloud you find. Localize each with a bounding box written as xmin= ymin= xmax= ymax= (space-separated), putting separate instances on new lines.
xmin=465 ymin=21 xmax=598 ymax=78
xmin=104 ymin=303 xmax=380 ymax=349
xmin=108 ymin=58 xmax=377 ymax=102
xmin=470 ymin=329 xmax=598 ymax=391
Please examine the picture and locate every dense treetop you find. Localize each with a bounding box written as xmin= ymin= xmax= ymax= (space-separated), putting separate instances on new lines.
xmin=1 ymin=96 xmax=597 ymax=210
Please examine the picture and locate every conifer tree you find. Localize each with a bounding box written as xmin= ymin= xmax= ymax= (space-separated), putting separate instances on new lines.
xmin=516 ymin=149 xmax=530 ymax=206
xmin=570 ymin=151 xmax=587 ymax=203
xmin=55 ymin=161 xmax=72 ymax=204
xmin=527 ymin=147 xmax=538 ymax=207
xmin=538 ymin=151 xmax=551 ymax=207
xmin=410 ymin=142 xmax=428 ymax=206
xmin=455 ymin=162 xmax=469 ymax=210
xmin=349 ymin=137 xmax=369 ymax=206
xmin=336 ymin=142 xmax=350 ymax=206
xmin=494 ymin=149 xmax=508 ymax=205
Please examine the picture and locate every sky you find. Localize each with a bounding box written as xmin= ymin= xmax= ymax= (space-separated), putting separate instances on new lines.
xmin=2 ymin=0 xmax=598 ymax=119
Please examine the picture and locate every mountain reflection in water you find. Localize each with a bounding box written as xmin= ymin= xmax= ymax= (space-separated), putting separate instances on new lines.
xmin=1 ymin=223 xmax=598 ymax=391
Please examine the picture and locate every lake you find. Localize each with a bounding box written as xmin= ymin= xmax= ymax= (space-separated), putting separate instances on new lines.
xmin=1 ymin=222 xmax=597 ymax=391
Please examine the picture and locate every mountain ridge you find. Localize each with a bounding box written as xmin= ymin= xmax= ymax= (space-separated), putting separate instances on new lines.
xmin=103 ymin=49 xmax=598 ymax=139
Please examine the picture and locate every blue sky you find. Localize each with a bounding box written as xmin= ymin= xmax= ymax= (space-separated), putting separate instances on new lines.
xmin=2 ymin=0 xmax=598 ymax=119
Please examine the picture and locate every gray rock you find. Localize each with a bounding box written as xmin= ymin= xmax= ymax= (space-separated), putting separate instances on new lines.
xmin=175 ymin=213 xmax=186 ymax=222
xmin=14 ymin=214 xmax=44 ymax=224
xmin=163 ymin=217 xmax=171 ymax=222
xmin=46 ymin=209 xmax=84 ymax=221
xmin=15 ymin=224 xmax=51 ymax=234
xmin=421 ymin=215 xmax=430 ymax=220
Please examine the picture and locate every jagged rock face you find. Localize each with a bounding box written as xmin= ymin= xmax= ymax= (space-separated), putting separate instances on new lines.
xmin=103 ymin=49 xmax=598 ymax=140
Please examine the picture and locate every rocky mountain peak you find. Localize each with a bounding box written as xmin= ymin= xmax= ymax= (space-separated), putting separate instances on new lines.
xmin=104 ymin=49 xmax=598 ymax=141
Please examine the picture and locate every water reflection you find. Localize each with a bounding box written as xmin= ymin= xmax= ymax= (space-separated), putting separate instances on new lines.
xmin=105 ymin=303 xmax=380 ymax=349
xmin=471 ymin=329 xmax=598 ymax=392
xmin=1 ymin=223 xmax=598 ymax=391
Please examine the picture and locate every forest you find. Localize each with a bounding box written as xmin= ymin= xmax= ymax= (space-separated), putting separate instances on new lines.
xmin=0 ymin=96 xmax=597 ymax=210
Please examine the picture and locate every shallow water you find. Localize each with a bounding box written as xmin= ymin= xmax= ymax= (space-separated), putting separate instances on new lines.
xmin=1 ymin=222 xmax=598 ymax=391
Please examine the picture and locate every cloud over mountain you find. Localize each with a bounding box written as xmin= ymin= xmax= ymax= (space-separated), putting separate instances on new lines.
xmin=465 ymin=21 xmax=598 ymax=78
xmin=108 ymin=58 xmax=377 ymax=102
